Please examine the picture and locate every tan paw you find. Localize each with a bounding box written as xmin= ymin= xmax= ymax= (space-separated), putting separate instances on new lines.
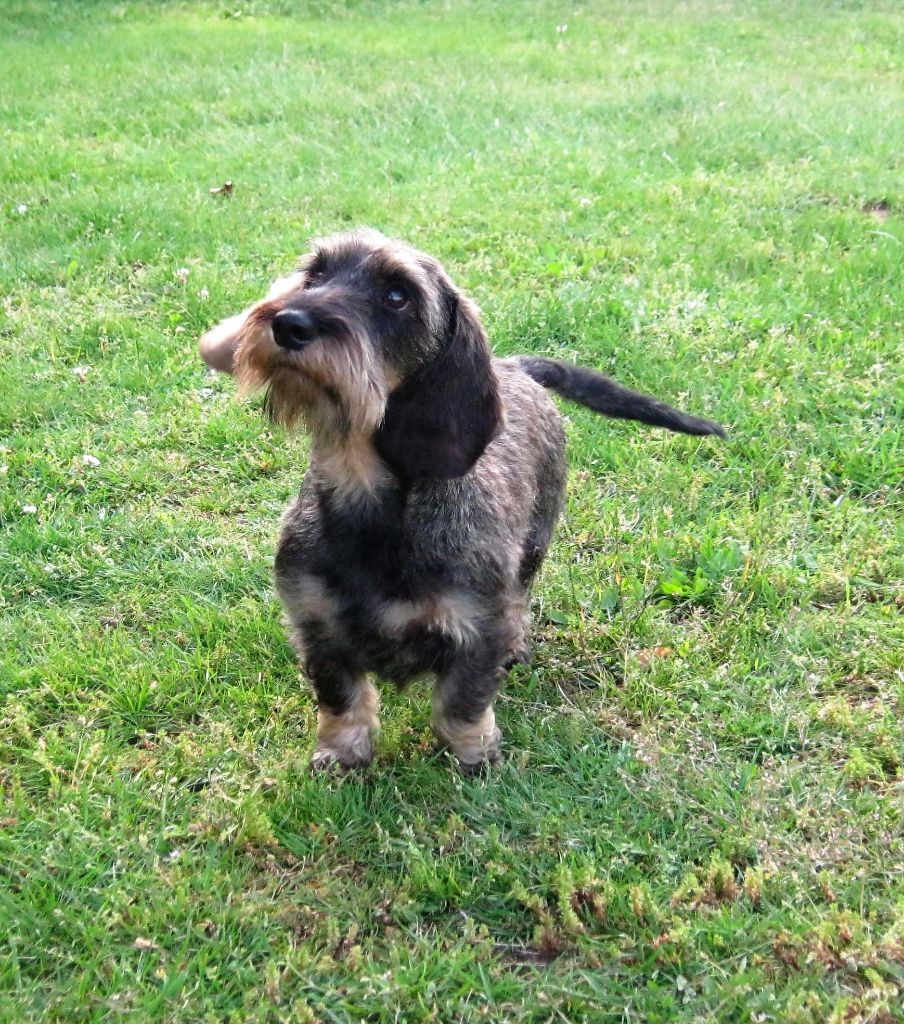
xmin=310 ymin=737 xmax=373 ymax=771
xmin=312 ymin=681 xmax=379 ymax=770
xmin=432 ymin=705 xmax=502 ymax=770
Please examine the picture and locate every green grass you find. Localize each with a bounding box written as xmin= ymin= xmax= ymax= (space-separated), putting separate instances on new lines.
xmin=1 ymin=0 xmax=903 ymax=1020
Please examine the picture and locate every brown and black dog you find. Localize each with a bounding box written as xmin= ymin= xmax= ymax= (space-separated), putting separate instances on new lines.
xmin=200 ymin=229 xmax=724 ymax=769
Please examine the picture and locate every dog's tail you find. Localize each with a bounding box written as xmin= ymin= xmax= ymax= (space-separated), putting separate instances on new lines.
xmin=517 ymin=356 xmax=726 ymax=438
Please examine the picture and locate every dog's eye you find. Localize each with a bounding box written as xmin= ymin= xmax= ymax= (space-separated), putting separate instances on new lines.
xmin=383 ymin=286 xmax=409 ymax=311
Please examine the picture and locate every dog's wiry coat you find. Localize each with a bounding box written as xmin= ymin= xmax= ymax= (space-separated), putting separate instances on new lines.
xmin=199 ymin=229 xmax=724 ymax=768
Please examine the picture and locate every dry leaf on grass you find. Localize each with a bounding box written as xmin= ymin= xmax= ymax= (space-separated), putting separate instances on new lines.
xmin=636 ymin=646 xmax=674 ymax=667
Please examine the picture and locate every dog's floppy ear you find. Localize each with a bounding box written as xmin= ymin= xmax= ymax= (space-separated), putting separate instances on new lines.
xmin=376 ymin=289 xmax=502 ymax=480
xmin=200 ymin=311 xmax=249 ymax=374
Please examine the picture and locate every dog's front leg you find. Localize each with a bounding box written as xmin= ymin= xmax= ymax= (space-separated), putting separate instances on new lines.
xmin=431 ymin=645 xmax=506 ymax=770
xmin=305 ymin=656 xmax=379 ymax=769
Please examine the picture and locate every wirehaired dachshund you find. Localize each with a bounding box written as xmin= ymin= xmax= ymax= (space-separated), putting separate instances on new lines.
xmin=199 ymin=229 xmax=724 ymax=769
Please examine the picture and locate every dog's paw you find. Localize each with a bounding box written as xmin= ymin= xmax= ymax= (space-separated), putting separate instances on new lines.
xmin=455 ymin=736 xmax=503 ymax=775
xmin=310 ymin=738 xmax=373 ymax=772
xmin=311 ymin=691 xmax=378 ymax=771
xmin=310 ymin=748 xmax=343 ymax=772
xmin=432 ymin=706 xmax=502 ymax=771
xmin=504 ymin=645 xmax=533 ymax=670
xmin=442 ymin=727 xmax=503 ymax=773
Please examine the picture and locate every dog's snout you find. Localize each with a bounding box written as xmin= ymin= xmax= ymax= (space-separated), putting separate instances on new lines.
xmin=273 ymin=308 xmax=318 ymax=350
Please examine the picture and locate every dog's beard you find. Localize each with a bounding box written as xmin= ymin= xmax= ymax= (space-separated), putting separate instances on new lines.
xmin=234 ymin=309 xmax=387 ymax=438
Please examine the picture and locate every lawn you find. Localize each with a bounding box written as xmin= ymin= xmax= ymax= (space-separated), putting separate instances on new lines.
xmin=1 ymin=0 xmax=902 ymax=1021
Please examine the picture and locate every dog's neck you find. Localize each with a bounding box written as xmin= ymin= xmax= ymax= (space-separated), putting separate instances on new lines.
xmin=311 ymin=430 xmax=395 ymax=505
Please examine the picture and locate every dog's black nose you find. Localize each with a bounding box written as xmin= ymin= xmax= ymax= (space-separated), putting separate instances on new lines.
xmin=272 ymin=308 xmax=318 ymax=350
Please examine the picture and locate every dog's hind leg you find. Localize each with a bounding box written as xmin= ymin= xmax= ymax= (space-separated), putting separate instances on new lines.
xmin=504 ymin=591 xmax=533 ymax=669
xmin=508 ymin=453 xmax=567 ymax=669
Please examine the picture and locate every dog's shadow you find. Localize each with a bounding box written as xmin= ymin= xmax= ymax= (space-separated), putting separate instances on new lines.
xmin=271 ymin=676 xmax=636 ymax=858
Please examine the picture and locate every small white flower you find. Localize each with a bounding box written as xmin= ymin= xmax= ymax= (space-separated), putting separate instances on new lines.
xmin=72 ymin=365 xmax=89 ymax=381
xmin=22 ymin=504 xmax=38 ymax=514
xmin=198 ymin=387 xmax=214 ymax=400
xmin=579 ymin=197 xmax=592 ymax=207
xmin=199 ymin=287 xmax=209 ymax=300
xmin=556 ymin=24 xmax=568 ymax=33
xmin=175 ymin=267 xmax=190 ymax=283
xmin=82 ymin=453 xmax=101 ymax=467
xmin=174 ymin=325 xmax=186 ymax=333
xmin=16 ymin=203 xmax=28 ymax=214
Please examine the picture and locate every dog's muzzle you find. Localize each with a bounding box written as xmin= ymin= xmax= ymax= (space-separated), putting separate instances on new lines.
xmin=272 ymin=308 xmax=318 ymax=351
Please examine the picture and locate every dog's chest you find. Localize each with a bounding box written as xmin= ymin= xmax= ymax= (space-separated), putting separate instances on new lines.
xmin=319 ymin=487 xmax=413 ymax=591
xmin=276 ymin=485 xmax=480 ymax=678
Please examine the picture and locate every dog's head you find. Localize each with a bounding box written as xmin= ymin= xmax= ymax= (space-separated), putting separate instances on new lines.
xmin=232 ymin=230 xmax=502 ymax=479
